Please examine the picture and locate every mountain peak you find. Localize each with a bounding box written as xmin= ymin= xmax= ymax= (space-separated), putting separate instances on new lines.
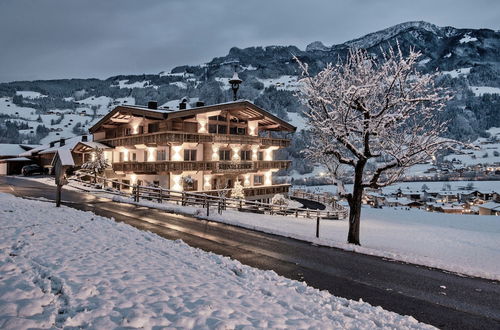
xmin=306 ymin=41 xmax=329 ymax=52
xmin=340 ymin=21 xmax=459 ymax=50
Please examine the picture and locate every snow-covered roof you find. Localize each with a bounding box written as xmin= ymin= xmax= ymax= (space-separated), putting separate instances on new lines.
xmin=38 ymin=135 xmax=93 ymax=155
xmin=478 ymin=201 xmax=500 ymax=211
xmin=52 ymin=149 xmax=75 ymax=167
xmin=385 ymin=197 xmax=415 ymax=205
xmin=0 ymin=156 xmax=32 ymax=162
xmin=0 ymin=144 xmax=29 ymax=156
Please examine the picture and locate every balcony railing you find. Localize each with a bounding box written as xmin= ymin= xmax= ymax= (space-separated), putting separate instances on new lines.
xmin=98 ymin=131 xmax=290 ymax=148
xmin=201 ymin=184 xmax=291 ymax=197
xmin=112 ymin=160 xmax=291 ymax=174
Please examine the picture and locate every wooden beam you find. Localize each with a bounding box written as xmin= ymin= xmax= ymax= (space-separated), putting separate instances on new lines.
xmin=260 ymin=124 xmax=280 ymax=130
xmin=246 ymin=115 xmax=265 ymax=121
xmin=110 ymin=117 xmax=130 ymax=123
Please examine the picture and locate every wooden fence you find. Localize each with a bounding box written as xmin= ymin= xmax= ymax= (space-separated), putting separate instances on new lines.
xmin=72 ymin=174 xmax=348 ymax=220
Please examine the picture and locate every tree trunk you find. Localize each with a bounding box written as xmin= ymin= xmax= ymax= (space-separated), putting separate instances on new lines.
xmin=347 ymin=161 xmax=366 ymax=245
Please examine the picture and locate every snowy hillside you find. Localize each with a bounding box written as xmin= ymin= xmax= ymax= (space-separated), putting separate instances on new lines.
xmin=0 ymin=193 xmax=432 ymax=329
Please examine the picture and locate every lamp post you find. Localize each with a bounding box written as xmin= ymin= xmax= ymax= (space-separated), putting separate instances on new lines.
xmin=229 ymin=71 xmax=242 ymax=101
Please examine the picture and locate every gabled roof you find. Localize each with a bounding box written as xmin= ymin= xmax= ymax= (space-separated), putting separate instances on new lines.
xmin=89 ymin=100 xmax=297 ymax=133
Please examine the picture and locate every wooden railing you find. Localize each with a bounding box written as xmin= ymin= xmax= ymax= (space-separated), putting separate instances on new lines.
xmin=202 ymin=184 xmax=291 ymax=198
xmin=98 ymin=131 xmax=290 ymax=148
xmin=71 ymin=174 xmax=347 ymax=220
xmin=112 ymin=160 xmax=292 ymax=174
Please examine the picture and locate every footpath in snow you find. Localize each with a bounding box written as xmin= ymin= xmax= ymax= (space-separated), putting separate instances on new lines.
xmin=0 ymin=193 xmax=432 ymax=329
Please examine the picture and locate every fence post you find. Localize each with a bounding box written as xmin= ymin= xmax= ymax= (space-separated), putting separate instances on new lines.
xmin=134 ymin=184 xmax=139 ymax=202
xmin=158 ymin=188 xmax=163 ymax=203
xmin=206 ymin=200 xmax=210 ymax=217
xmin=316 ymin=212 xmax=320 ymax=238
xmin=181 ymin=192 xmax=185 ymax=206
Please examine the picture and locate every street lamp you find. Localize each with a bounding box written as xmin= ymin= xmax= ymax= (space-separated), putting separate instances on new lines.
xmin=229 ymin=71 xmax=242 ymax=101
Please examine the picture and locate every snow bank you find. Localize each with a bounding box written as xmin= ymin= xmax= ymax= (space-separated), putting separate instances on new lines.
xmin=0 ymin=193 xmax=432 ymax=329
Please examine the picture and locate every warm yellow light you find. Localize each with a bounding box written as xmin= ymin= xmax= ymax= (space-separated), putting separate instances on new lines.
xmin=264 ymin=147 xmax=278 ymax=161
xmin=264 ymin=171 xmax=272 ymax=185
xmin=147 ymin=147 xmax=156 ymax=162
xmin=231 ymin=145 xmax=241 ymax=161
xmin=251 ymin=145 xmax=259 ymax=161
xmin=123 ymin=148 xmax=129 ymax=162
xmin=212 ymin=144 xmax=220 ymax=161
xmin=243 ymin=174 xmax=250 ymax=186
xmin=198 ymin=119 xmax=207 ymax=133
xmin=204 ymin=175 xmax=212 ymax=189
xmin=130 ymin=173 xmax=137 ymax=184
xmin=172 ymin=145 xmax=183 ymax=161
xmin=91 ymin=152 xmax=96 ymax=161
xmin=248 ymin=121 xmax=258 ymax=136
xmin=171 ymin=174 xmax=183 ymax=191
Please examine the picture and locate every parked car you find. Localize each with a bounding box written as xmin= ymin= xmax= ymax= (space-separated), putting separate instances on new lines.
xmin=21 ymin=164 xmax=45 ymax=176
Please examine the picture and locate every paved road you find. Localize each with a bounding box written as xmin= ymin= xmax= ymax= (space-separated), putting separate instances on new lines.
xmin=1 ymin=176 xmax=499 ymax=329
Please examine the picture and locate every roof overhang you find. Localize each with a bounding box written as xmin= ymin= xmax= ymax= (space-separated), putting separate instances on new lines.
xmin=89 ymin=101 xmax=296 ymax=133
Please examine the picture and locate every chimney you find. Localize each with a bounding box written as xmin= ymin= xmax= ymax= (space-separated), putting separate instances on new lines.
xmin=196 ymin=101 xmax=205 ymax=107
xmin=179 ymin=99 xmax=187 ymax=110
xmin=81 ymin=135 xmax=88 ymax=142
xmin=49 ymin=142 xmax=55 ymax=148
xmin=59 ymin=138 xmax=65 ymax=147
xmin=147 ymin=101 xmax=158 ymax=110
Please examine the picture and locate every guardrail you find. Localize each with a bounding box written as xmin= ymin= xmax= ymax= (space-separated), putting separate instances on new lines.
xmin=72 ymin=174 xmax=347 ymax=220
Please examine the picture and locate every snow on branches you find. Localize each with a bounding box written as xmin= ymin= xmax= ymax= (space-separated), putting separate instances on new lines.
xmin=297 ymin=45 xmax=455 ymax=190
xmin=81 ymin=147 xmax=109 ymax=179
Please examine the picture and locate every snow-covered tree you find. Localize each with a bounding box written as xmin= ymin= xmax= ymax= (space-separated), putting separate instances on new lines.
xmin=230 ymin=180 xmax=245 ymax=199
xmin=81 ymin=147 xmax=109 ymax=183
xmin=271 ymin=193 xmax=289 ymax=206
xmin=297 ymin=45 xmax=457 ymax=245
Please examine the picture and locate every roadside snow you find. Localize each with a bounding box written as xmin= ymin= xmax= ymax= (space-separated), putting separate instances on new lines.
xmin=0 ymin=193 xmax=432 ymax=329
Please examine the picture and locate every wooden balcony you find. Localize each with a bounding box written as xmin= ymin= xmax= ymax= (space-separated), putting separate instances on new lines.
xmin=98 ymin=131 xmax=290 ymax=148
xmin=112 ymin=160 xmax=291 ymax=174
xmin=201 ymin=184 xmax=291 ymax=198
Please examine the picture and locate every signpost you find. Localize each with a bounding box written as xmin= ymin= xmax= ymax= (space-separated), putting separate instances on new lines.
xmin=51 ymin=149 xmax=75 ymax=207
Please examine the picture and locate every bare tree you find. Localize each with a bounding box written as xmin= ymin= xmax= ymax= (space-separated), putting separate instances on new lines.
xmin=297 ymin=45 xmax=456 ymax=245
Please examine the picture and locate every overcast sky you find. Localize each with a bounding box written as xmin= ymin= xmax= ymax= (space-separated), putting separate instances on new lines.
xmin=0 ymin=0 xmax=498 ymax=83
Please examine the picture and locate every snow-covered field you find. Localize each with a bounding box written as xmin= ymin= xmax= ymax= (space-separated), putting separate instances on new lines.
xmin=0 ymin=193 xmax=432 ymax=329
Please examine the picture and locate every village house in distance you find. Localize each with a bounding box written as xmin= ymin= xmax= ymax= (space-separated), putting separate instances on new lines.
xmin=86 ymin=98 xmax=296 ymax=201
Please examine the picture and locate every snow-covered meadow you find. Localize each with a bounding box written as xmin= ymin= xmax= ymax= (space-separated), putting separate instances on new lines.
xmin=0 ymin=193 xmax=432 ymax=329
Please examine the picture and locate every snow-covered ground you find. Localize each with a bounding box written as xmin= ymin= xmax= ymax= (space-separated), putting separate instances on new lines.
xmin=0 ymin=192 xmax=432 ymax=329
xmin=469 ymin=86 xmax=500 ymax=96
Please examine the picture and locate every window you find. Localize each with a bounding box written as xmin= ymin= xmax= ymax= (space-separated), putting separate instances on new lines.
xmin=148 ymin=122 xmax=159 ymax=133
xmin=125 ymin=128 xmax=132 ymax=136
xmin=144 ymin=150 xmax=148 ymax=161
xmin=258 ymin=151 xmax=264 ymax=161
xmin=153 ymin=181 xmax=160 ymax=187
xmin=138 ymin=126 xmax=144 ymax=134
xmin=217 ymin=125 xmax=227 ymax=134
xmin=254 ymin=175 xmax=263 ymax=185
xmin=132 ymin=152 xmax=137 ymax=161
xmin=219 ymin=150 xmax=231 ymax=161
xmin=240 ymin=150 xmax=251 ymax=161
xmin=119 ymin=152 xmax=124 ymax=162
xmin=157 ymin=149 xmax=167 ymax=161
xmin=184 ymin=149 xmax=197 ymax=161
xmin=209 ymin=115 xmax=226 ymax=122
xmin=229 ymin=126 xmax=246 ymax=135
xmin=208 ymin=124 xmax=227 ymax=134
